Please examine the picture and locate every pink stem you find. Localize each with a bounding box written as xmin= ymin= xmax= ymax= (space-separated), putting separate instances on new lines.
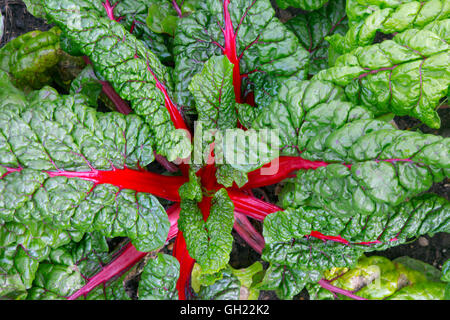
xmin=172 ymin=0 xmax=183 ymax=18
xmin=47 ymin=166 xmax=187 ymax=202
xmin=67 ymin=204 xmax=180 ymax=300
xmin=82 ymin=56 xmax=132 ymax=115
xmin=173 ymin=231 xmax=195 ymax=300
xmin=99 ymin=80 xmax=133 ymax=114
xmin=154 ymin=151 xmax=180 ymax=173
xmin=244 ymin=156 xmax=415 ymax=190
xmin=243 ymin=156 xmax=331 ymax=189
xmin=228 ymin=189 xmax=281 ymax=221
xmin=102 ymin=0 xmax=119 ymax=21
xmin=223 ymin=0 xmax=242 ymax=103
xmin=318 ymin=279 xmax=368 ymax=300
xmin=144 ymin=56 xmax=190 ymax=133
xmin=233 ymin=211 xmax=265 ymax=254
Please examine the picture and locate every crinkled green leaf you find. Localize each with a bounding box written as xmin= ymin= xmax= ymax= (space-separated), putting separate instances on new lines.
xmin=173 ymin=0 xmax=309 ymax=111
xmin=275 ymin=0 xmax=328 ymax=10
xmin=442 ymin=260 xmax=450 ymax=299
xmin=195 ymin=267 xmax=241 ymax=300
xmin=178 ymin=169 xmax=203 ymax=202
xmin=111 ymin=0 xmax=173 ymax=63
xmin=22 ymin=0 xmax=46 ymax=18
xmin=267 ymin=195 xmax=449 ymax=252
xmin=0 ymin=245 xmax=39 ymax=299
xmin=0 ymin=85 xmax=170 ymax=252
xmin=309 ymin=255 xmax=447 ymax=300
xmin=261 ymin=238 xmax=362 ymax=299
xmin=213 ymin=127 xmax=280 ymax=187
xmin=442 ymin=260 xmax=450 ymax=282
xmin=315 ymin=25 xmax=450 ymax=128
xmin=252 ymin=79 xmax=347 ymax=156
xmin=328 ymin=0 xmax=449 ymax=56
xmin=263 ymin=195 xmax=449 ymax=299
xmin=192 ymin=262 xmax=263 ymax=299
xmin=215 ymin=165 xmax=249 ymax=188
xmin=189 ymin=55 xmax=238 ymax=133
xmin=43 ymin=0 xmax=191 ymax=161
xmin=0 ymin=27 xmax=62 ymax=89
xmin=138 ymin=253 xmax=180 ymax=300
xmin=189 ymin=57 xmax=280 ymax=186
xmin=256 ymin=80 xmax=449 ymax=218
xmin=178 ymin=188 xmax=235 ymax=275
xmin=26 ymin=232 xmax=114 ymax=299
xmin=285 ymin=0 xmax=348 ymax=76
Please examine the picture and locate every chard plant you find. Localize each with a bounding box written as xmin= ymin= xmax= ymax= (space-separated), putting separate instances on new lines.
xmin=0 ymin=0 xmax=448 ymax=300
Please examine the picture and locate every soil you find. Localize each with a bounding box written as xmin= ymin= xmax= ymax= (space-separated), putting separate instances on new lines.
xmin=1 ymin=0 xmax=448 ymax=301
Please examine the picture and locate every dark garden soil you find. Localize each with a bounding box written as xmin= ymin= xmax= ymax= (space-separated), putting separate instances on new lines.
xmin=1 ymin=0 xmax=448 ymax=300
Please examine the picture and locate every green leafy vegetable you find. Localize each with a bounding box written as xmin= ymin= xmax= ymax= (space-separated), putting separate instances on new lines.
xmin=0 ymin=77 xmax=170 ymax=252
xmin=173 ymin=0 xmax=309 ymax=110
xmin=285 ymin=0 xmax=348 ymax=76
xmin=43 ymin=0 xmax=191 ymax=161
xmin=3 ymin=0 xmax=448 ymax=301
xmin=314 ymin=24 xmax=450 ymax=128
xmin=275 ymin=0 xmax=329 ymax=11
xmin=0 ymin=27 xmax=62 ymax=89
xmin=138 ymin=253 xmax=180 ymax=300
xmin=178 ymin=188 xmax=235 ymax=275
xmin=308 ymin=255 xmax=448 ymax=300
xmin=329 ymin=0 xmax=450 ymax=55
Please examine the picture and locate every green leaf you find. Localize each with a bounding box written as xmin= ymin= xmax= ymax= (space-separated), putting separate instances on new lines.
xmin=196 ymin=267 xmax=241 ymax=300
xmin=387 ymin=281 xmax=447 ymax=300
xmin=441 ymin=260 xmax=450 ymax=282
xmin=192 ymin=262 xmax=264 ymax=300
xmin=262 ymin=194 xmax=449 ymax=299
xmin=188 ymin=57 xmax=280 ymax=186
xmin=272 ymin=195 xmax=449 ymax=248
xmin=0 ymin=70 xmax=28 ymax=108
xmin=173 ymin=0 xmax=309 ymax=110
xmin=0 ymin=27 xmax=62 ymax=90
xmin=0 ymin=85 xmax=170 ymax=252
xmin=230 ymin=262 xmax=264 ymax=299
xmin=178 ymin=169 xmax=203 ymax=202
xmin=285 ymin=0 xmax=348 ymax=76
xmin=309 ymin=255 xmax=447 ymax=300
xmin=212 ymin=127 xmax=280 ymax=187
xmin=314 ymin=24 xmax=450 ymax=128
xmin=26 ymin=232 xmax=115 ymax=299
xmin=22 ymin=0 xmax=46 ymax=18
xmin=0 ymin=245 xmax=39 ymax=299
xmin=189 ymin=55 xmax=238 ymax=132
xmin=178 ymin=188 xmax=235 ymax=275
xmin=330 ymin=0 xmax=450 ymax=55
xmin=255 ymin=80 xmax=449 ymax=218
xmin=138 ymin=253 xmax=180 ymax=300
xmin=43 ymin=0 xmax=191 ymax=161
xmin=146 ymin=3 xmax=179 ymax=36
xmin=275 ymin=0 xmax=329 ymax=11
xmin=261 ymin=238 xmax=361 ymax=299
